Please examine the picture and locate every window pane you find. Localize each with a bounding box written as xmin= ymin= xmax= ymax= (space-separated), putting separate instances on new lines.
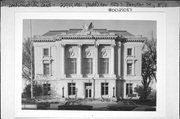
xmin=101 ymin=83 xmax=104 ymax=95
xmin=73 ymin=87 xmax=76 ymax=95
xmin=43 ymin=48 xmax=49 ymax=56
xmin=89 ymin=90 xmax=91 ymax=97
xmin=100 ymin=58 xmax=109 ymax=74
xmin=68 ymin=83 xmax=76 ymax=95
xmin=68 ymin=83 xmax=71 ymax=95
xmin=127 ymin=48 xmax=132 ymax=56
xmin=105 ymin=87 xmax=108 ymax=95
xmin=130 ymin=84 xmax=133 ymax=94
xmin=68 ymin=58 xmax=77 ymax=74
xmin=101 ymin=83 xmax=108 ymax=95
xmin=127 ymin=63 xmax=132 ymax=75
xmin=84 ymin=58 xmax=93 ymax=74
xmin=105 ymin=59 xmax=109 ymax=74
xmin=126 ymin=84 xmax=128 ymax=95
xmin=43 ymin=63 xmax=49 ymax=75
xmin=126 ymin=83 xmax=133 ymax=95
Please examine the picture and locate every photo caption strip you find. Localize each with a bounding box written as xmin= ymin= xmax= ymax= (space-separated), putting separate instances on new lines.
xmin=1 ymin=0 xmax=180 ymax=7
xmin=108 ymin=7 xmax=132 ymax=12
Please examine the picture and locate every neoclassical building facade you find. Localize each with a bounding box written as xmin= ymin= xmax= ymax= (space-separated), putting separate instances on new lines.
xmin=33 ymin=24 xmax=145 ymax=99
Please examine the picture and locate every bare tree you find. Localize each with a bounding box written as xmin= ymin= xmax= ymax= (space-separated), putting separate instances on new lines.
xmin=22 ymin=38 xmax=34 ymax=81
xmin=135 ymin=36 xmax=156 ymax=100
xmin=141 ymin=37 xmax=156 ymax=100
xmin=22 ymin=37 xmax=34 ymax=98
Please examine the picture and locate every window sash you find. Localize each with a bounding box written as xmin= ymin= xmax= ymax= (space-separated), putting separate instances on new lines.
xmin=84 ymin=58 xmax=93 ymax=74
xmin=127 ymin=48 xmax=132 ymax=56
xmin=126 ymin=83 xmax=133 ymax=95
xmin=68 ymin=83 xmax=76 ymax=95
xmin=100 ymin=58 xmax=109 ymax=74
xmin=127 ymin=63 xmax=132 ymax=75
xmin=43 ymin=48 xmax=49 ymax=56
xmin=101 ymin=83 xmax=108 ymax=95
xmin=68 ymin=58 xmax=77 ymax=74
xmin=43 ymin=63 xmax=49 ymax=75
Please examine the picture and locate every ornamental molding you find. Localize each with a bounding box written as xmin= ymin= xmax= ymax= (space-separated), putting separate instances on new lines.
xmin=83 ymin=46 xmax=94 ymax=58
xmin=100 ymin=46 xmax=111 ymax=58
xmin=67 ymin=46 xmax=78 ymax=58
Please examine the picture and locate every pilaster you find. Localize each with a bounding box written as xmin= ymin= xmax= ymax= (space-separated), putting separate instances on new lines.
xmin=110 ymin=44 xmax=116 ymax=78
xmin=61 ymin=44 xmax=66 ymax=78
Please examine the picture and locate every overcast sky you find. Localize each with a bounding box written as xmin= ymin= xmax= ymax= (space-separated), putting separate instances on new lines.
xmin=23 ymin=20 xmax=156 ymax=40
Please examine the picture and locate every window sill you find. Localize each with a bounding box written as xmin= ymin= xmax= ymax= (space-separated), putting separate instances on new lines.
xmin=126 ymin=74 xmax=135 ymax=76
xmin=99 ymin=74 xmax=116 ymax=78
xmin=66 ymin=74 xmax=82 ymax=78
xmin=83 ymin=74 xmax=94 ymax=78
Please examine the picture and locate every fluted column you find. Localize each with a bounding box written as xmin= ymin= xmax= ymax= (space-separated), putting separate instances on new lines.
xmin=77 ymin=44 xmax=82 ymax=77
xmin=118 ymin=42 xmax=122 ymax=79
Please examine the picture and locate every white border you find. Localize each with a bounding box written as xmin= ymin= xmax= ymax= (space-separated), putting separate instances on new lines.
xmin=2 ymin=7 xmax=179 ymax=119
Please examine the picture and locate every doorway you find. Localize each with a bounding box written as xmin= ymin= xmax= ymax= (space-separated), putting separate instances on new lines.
xmin=85 ymin=83 xmax=92 ymax=98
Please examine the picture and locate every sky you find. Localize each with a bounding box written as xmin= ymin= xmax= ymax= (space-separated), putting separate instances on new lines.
xmin=23 ymin=20 xmax=156 ymax=40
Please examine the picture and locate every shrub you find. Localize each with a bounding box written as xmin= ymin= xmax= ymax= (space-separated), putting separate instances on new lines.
xmin=22 ymin=84 xmax=43 ymax=98
xmin=134 ymin=85 xmax=152 ymax=100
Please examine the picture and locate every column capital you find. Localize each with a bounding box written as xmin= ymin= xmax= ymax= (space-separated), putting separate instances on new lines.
xmin=95 ymin=43 xmax=99 ymax=48
xmin=77 ymin=43 xmax=83 ymax=47
xmin=61 ymin=43 xmax=66 ymax=47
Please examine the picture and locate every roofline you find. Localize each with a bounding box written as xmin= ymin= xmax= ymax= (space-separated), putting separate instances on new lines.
xmin=33 ymin=36 xmax=145 ymax=43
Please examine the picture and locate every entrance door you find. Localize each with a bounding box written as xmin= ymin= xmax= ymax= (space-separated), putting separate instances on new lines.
xmin=85 ymin=83 xmax=92 ymax=98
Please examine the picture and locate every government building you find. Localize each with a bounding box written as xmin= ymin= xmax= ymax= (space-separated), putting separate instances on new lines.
xmin=33 ymin=23 xmax=145 ymax=100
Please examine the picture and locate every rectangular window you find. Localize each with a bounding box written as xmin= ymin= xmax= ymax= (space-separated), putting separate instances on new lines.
xmin=43 ymin=48 xmax=49 ymax=56
xmin=43 ymin=83 xmax=51 ymax=96
xmin=68 ymin=83 xmax=76 ymax=95
xmin=127 ymin=48 xmax=132 ymax=56
xmin=68 ymin=58 xmax=77 ymax=74
xmin=43 ymin=63 xmax=49 ymax=75
xmin=84 ymin=58 xmax=93 ymax=74
xmin=126 ymin=83 xmax=133 ymax=95
xmin=127 ymin=63 xmax=132 ymax=75
xmin=100 ymin=58 xmax=109 ymax=74
xmin=101 ymin=83 xmax=108 ymax=95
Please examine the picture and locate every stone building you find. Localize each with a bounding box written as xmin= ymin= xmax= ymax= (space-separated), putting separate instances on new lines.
xmin=33 ymin=23 xmax=145 ymax=99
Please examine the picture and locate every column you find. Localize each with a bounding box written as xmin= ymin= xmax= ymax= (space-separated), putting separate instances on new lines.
xmin=94 ymin=44 xmax=99 ymax=78
xmin=118 ymin=42 xmax=122 ymax=79
xmin=77 ymin=44 xmax=82 ymax=77
xmin=61 ymin=44 xmax=66 ymax=78
xmin=110 ymin=44 xmax=115 ymax=78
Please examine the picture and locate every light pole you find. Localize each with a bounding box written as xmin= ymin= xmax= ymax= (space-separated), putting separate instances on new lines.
xmin=62 ymin=87 xmax=64 ymax=98
xmin=113 ymin=87 xmax=115 ymax=98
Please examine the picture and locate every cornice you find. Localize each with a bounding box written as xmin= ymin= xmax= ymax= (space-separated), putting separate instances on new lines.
xmin=33 ymin=35 xmax=146 ymax=43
